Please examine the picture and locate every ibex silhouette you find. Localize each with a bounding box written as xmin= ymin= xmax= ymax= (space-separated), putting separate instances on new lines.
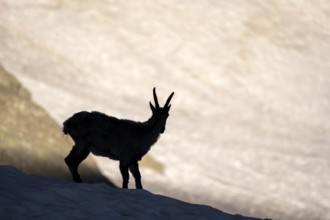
xmin=63 ymin=88 xmax=174 ymax=189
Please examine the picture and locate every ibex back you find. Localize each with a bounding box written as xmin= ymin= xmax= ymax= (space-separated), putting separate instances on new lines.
xmin=63 ymin=88 xmax=174 ymax=189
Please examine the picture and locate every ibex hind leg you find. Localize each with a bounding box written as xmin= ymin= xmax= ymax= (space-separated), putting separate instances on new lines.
xmin=65 ymin=144 xmax=90 ymax=183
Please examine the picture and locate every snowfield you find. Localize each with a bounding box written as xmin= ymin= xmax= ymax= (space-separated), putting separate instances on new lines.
xmin=0 ymin=166 xmax=268 ymax=220
xmin=1 ymin=1 xmax=330 ymax=219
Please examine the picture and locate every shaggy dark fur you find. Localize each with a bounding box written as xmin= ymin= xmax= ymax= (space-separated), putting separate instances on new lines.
xmin=63 ymin=88 xmax=174 ymax=189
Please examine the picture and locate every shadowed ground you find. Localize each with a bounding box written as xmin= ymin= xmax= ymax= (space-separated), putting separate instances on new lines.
xmin=0 ymin=165 xmax=271 ymax=220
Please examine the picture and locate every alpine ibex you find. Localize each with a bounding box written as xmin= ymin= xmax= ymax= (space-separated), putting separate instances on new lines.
xmin=63 ymin=88 xmax=174 ymax=189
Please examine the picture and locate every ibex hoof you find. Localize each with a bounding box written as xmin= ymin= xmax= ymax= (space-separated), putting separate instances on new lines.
xmin=73 ymin=177 xmax=83 ymax=183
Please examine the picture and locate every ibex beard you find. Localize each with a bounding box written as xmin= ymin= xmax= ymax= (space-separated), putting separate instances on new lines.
xmin=63 ymin=87 xmax=174 ymax=189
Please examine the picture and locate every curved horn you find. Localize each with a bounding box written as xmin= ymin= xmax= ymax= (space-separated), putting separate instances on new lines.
xmin=164 ymin=92 xmax=174 ymax=108
xmin=153 ymin=87 xmax=160 ymax=108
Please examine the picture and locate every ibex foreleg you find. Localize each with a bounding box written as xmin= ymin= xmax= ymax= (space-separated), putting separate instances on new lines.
xmin=119 ymin=162 xmax=129 ymax=188
xmin=119 ymin=160 xmax=143 ymax=189
xmin=129 ymin=162 xmax=142 ymax=189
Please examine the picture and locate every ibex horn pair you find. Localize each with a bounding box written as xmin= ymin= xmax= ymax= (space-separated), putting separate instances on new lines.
xmin=152 ymin=87 xmax=174 ymax=109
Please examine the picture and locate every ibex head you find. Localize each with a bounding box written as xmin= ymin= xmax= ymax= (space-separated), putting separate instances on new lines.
xmin=149 ymin=87 xmax=174 ymax=133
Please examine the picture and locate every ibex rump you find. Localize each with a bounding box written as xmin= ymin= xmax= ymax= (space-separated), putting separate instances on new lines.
xmin=63 ymin=88 xmax=174 ymax=189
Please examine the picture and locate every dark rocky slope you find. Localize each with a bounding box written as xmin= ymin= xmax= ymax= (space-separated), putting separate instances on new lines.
xmin=0 ymin=64 xmax=110 ymax=184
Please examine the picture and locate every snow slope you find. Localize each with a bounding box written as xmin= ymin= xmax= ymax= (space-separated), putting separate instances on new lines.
xmin=1 ymin=1 xmax=330 ymax=219
xmin=0 ymin=166 xmax=268 ymax=220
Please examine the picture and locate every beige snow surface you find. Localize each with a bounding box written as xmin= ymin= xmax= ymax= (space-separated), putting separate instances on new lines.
xmin=1 ymin=0 xmax=330 ymax=219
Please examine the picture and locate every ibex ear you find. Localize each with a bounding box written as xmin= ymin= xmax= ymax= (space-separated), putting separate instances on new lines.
xmin=149 ymin=102 xmax=156 ymax=112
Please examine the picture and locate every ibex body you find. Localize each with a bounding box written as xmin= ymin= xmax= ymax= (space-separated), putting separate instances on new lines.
xmin=63 ymin=88 xmax=174 ymax=189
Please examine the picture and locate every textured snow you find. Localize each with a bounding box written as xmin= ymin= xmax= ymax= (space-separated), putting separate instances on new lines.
xmin=1 ymin=1 xmax=330 ymax=219
xmin=0 ymin=166 xmax=267 ymax=220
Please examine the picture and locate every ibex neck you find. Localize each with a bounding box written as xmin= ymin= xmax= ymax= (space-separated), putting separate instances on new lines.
xmin=144 ymin=114 xmax=165 ymax=133
xmin=139 ymin=114 xmax=165 ymax=148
